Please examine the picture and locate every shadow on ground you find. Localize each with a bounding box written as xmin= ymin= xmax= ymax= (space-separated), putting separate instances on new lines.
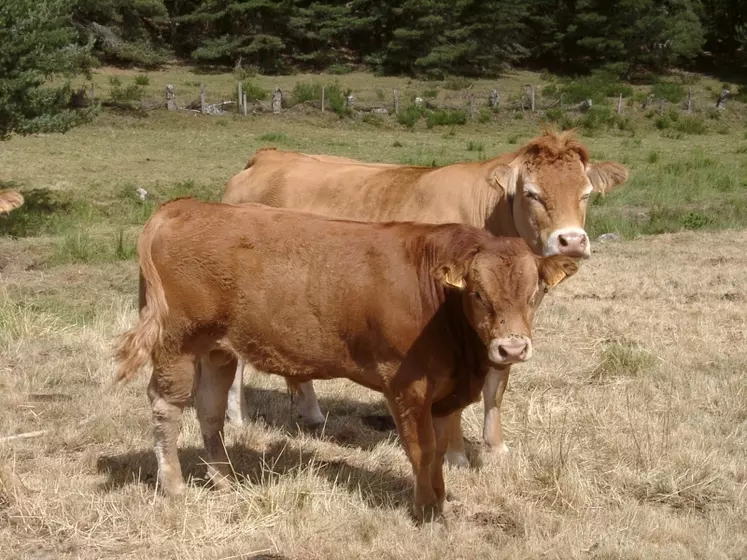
xmin=242 ymin=386 xmax=397 ymax=437
xmin=96 ymin=439 xmax=412 ymax=511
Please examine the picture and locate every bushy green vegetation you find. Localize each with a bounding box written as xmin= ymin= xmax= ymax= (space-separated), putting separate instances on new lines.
xmin=426 ymin=109 xmax=467 ymax=128
xmin=292 ymin=82 xmax=351 ymax=116
xmin=8 ymin=1 xmax=746 ymax=77
xmin=0 ymin=0 xmax=94 ymax=139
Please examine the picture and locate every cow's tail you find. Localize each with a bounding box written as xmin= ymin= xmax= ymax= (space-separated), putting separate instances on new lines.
xmin=114 ymin=211 xmax=169 ymax=384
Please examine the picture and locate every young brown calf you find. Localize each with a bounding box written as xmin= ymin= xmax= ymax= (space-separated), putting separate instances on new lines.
xmin=115 ymin=198 xmax=577 ymax=521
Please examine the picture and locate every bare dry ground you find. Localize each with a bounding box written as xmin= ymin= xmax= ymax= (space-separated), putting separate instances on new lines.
xmin=2 ymin=227 xmax=745 ymax=559
xmin=1 ymin=66 xmax=747 ymax=559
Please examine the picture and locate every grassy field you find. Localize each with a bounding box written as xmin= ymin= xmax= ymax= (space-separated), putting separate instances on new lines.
xmin=1 ymin=66 xmax=746 ymax=559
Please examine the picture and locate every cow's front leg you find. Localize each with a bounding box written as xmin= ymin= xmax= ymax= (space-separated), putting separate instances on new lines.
xmin=225 ymin=358 xmax=250 ymax=426
xmin=385 ymin=388 xmax=442 ymax=523
xmin=482 ymin=366 xmax=511 ymax=453
xmin=444 ymin=411 xmax=470 ymax=468
xmin=432 ymin=413 xmax=454 ymax=506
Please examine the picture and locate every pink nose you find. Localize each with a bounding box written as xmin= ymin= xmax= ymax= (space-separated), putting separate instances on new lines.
xmin=556 ymin=232 xmax=588 ymax=257
xmin=489 ymin=337 xmax=533 ymax=365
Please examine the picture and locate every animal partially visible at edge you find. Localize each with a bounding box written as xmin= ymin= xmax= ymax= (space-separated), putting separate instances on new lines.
xmin=0 ymin=190 xmax=24 ymax=214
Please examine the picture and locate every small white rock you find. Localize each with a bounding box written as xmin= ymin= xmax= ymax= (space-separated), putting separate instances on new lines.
xmin=136 ymin=187 xmax=148 ymax=201
xmin=598 ymin=232 xmax=620 ymax=242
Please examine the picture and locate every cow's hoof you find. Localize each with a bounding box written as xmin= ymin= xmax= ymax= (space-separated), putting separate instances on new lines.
xmin=299 ymin=410 xmax=326 ymax=427
xmin=445 ymin=450 xmax=471 ymax=469
xmin=225 ymin=413 xmax=248 ymax=427
xmin=161 ymin=478 xmax=187 ymax=498
xmin=206 ymin=469 xmax=233 ymax=491
xmin=413 ymin=503 xmax=444 ymax=525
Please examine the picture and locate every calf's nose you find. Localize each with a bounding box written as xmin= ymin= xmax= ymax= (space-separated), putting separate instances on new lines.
xmin=489 ymin=337 xmax=533 ymax=365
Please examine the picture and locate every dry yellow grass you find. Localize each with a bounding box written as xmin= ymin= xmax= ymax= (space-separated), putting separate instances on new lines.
xmin=1 ymin=228 xmax=745 ymax=559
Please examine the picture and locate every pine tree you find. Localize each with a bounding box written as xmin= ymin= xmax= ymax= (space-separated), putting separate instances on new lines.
xmin=75 ymin=0 xmax=171 ymax=67
xmin=0 ymin=0 xmax=94 ymax=140
xmin=176 ymin=0 xmax=293 ymax=73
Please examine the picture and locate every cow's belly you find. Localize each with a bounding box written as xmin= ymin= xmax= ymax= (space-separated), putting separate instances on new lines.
xmin=229 ymin=338 xmax=392 ymax=395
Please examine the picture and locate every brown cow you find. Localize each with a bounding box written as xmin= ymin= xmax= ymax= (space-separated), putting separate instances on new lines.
xmin=214 ymin=130 xmax=628 ymax=467
xmin=0 ymin=190 xmax=24 ymax=214
xmin=116 ymin=198 xmax=577 ymax=521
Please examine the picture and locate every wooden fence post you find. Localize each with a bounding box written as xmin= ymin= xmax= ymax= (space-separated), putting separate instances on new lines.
xmin=659 ymin=97 xmax=666 ymax=115
xmin=617 ymin=93 xmax=623 ymax=114
xmin=272 ymin=88 xmax=282 ymax=113
xmin=470 ymin=95 xmax=477 ymax=120
xmin=530 ymin=86 xmax=536 ymax=112
xmin=242 ymin=92 xmax=247 ymax=116
xmin=393 ymin=89 xmax=399 ymax=114
xmin=200 ymin=84 xmax=206 ymax=114
xmin=321 ymin=86 xmax=325 ymax=113
xmin=489 ymin=88 xmax=499 ymax=109
xmin=166 ymin=84 xmax=177 ymax=111
xmin=686 ymin=88 xmax=692 ymax=113
xmin=238 ymin=82 xmax=243 ymax=114
xmin=90 ymin=84 xmax=95 ymax=103
xmin=716 ymin=89 xmax=730 ymax=110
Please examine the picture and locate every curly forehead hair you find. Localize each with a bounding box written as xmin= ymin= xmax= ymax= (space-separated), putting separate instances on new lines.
xmin=518 ymin=128 xmax=590 ymax=167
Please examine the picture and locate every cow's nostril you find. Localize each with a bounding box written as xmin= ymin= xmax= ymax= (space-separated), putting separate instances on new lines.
xmin=498 ymin=346 xmax=508 ymax=359
xmin=558 ymin=235 xmax=569 ymax=247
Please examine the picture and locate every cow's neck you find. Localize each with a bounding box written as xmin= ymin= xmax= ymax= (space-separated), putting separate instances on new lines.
xmin=429 ymin=289 xmax=490 ymax=417
xmin=466 ymin=165 xmax=519 ymax=239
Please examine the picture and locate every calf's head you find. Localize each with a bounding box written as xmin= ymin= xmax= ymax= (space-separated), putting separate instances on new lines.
xmin=490 ymin=131 xmax=628 ymax=259
xmin=435 ymin=241 xmax=578 ymax=366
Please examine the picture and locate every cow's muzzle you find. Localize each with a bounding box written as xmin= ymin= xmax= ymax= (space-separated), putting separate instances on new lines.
xmin=488 ymin=336 xmax=533 ymax=365
xmin=545 ymin=227 xmax=590 ymax=259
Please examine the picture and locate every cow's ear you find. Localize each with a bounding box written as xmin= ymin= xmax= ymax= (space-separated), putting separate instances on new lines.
xmin=539 ymin=256 xmax=579 ymax=288
xmin=433 ymin=262 xmax=467 ymax=290
xmin=489 ymin=160 xmax=521 ymax=195
xmin=587 ymin=162 xmax=629 ymax=194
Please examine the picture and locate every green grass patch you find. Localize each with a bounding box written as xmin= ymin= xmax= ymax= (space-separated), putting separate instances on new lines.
xmin=397 ymin=105 xmax=426 ymax=128
xmin=259 ymin=132 xmax=289 ymax=143
xmin=426 ymin=109 xmax=467 ymax=128
xmin=48 ymin=229 xmax=138 ymax=266
xmin=591 ymin=340 xmax=656 ymax=381
xmin=650 ymin=81 xmax=686 ymax=104
xmin=241 ymin=81 xmax=268 ymax=101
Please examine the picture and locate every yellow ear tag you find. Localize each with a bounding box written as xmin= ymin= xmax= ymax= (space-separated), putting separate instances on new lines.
xmin=440 ymin=268 xmax=466 ymax=289
xmin=544 ymin=268 xmax=566 ymax=288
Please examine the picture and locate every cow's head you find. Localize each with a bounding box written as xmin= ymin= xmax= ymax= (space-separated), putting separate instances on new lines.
xmin=434 ymin=239 xmax=578 ymax=366
xmin=490 ymin=130 xmax=628 ymax=259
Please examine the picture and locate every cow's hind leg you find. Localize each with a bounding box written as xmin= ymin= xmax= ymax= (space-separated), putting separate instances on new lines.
xmin=444 ymin=412 xmax=470 ymax=468
xmin=148 ymin=354 xmax=195 ymax=497
xmin=482 ymin=366 xmax=511 ymax=453
xmin=385 ymin=388 xmax=440 ymax=523
xmin=195 ymin=350 xmax=238 ymax=490
xmin=289 ymin=379 xmax=325 ymax=426
xmin=225 ymin=358 xmax=250 ymax=426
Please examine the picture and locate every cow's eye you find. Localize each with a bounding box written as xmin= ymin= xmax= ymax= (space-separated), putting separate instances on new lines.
xmin=525 ymin=190 xmax=541 ymax=201
xmin=581 ymin=193 xmax=591 ymax=202
xmin=472 ymin=290 xmax=491 ymax=312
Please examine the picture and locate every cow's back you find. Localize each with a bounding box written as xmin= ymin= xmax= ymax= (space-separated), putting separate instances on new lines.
xmin=223 ymin=150 xmax=497 ymax=227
